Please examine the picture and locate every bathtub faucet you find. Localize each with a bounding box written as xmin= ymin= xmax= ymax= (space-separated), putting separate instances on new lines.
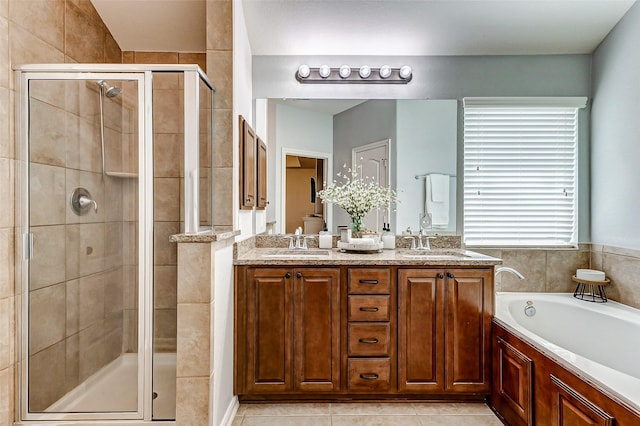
xmin=495 ymin=267 xmax=525 ymax=280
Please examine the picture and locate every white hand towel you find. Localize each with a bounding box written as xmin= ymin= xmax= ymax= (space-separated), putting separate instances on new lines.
xmin=426 ymin=174 xmax=450 ymax=228
xmin=430 ymin=173 xmax=449 ymax=202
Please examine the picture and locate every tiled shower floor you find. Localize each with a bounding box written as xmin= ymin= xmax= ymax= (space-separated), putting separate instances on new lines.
xmin=232 ymin=402 xmax=503 ymax=425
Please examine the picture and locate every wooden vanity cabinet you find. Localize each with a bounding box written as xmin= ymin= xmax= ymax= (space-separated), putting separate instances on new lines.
xmin=236 ymin=266 xmax=340 ymax=394
xmin=236 ymin=264 xmax=493 ymax=400
xmin=398 ymin=268 xmax=493 ymax=394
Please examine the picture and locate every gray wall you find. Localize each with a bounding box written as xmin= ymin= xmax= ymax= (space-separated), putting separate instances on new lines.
xmin=396 ymin=100 xmax=457 ymax=233
xmin=255 ymin=54 xmax=592 ymax=241
xmin=591 ymin=1 xmax=640 ymax=250
xmin=333 ymin=100 xmax=397 ymax=232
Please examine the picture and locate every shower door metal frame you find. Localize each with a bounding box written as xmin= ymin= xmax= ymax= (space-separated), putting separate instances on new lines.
xmin=15 ymin=68 xmax=154 ymax=422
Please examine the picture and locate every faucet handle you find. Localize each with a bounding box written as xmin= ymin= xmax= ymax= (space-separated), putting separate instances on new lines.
xmin=302 ymin=235 xmax=315 ymax=250
xmin=285 ymin=235 xmax=294 ymax=249
xmin=404 ymin=236 xmax=417 ymax=250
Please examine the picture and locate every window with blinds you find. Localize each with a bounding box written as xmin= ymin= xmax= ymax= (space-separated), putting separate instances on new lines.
xmin=463 ymin=97 xmax=587 ymax=247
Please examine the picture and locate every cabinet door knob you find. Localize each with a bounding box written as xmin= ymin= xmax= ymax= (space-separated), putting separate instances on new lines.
xmin=447 ymin=272 xmax=455 ymax=279
xmin=437 ymin=273 xmax=444 ymax=279
xmin=359 ymin=373 xmax=379 ymax=380
xmin=296 ymin=272 xmax=302 ymax=279
xmin=285 ymin=273 xmax=291 ymax=279
xmin=359 ymin=338 xmax=379 ymax=344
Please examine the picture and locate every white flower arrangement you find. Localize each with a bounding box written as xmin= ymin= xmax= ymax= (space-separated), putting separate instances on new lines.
xmin=317 ymin=163 xmax=398 ymax=228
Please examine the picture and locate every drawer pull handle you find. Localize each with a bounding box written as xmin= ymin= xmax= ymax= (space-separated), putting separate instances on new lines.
xmin=359 ymin=338 xmax=379 ymax=344
xmin=359 ymin=307 xmax=379 ymax=312
xmin=360 ymin=373 xmax=379 ymax=380
xmin=359 ymin=279 xmax=379 ymax=285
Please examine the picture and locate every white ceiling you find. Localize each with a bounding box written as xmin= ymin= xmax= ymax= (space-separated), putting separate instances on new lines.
xmin=242 ymin=0 xmax=636 ymax=56
xmin=91 ymin=0 xmax=636 ymax=55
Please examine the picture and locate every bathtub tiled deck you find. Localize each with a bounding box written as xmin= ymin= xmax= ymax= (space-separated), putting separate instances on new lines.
xmin=232 ymin=402 xmax=503 ymax=425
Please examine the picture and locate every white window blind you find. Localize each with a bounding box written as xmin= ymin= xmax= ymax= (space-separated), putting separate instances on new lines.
xmin=463 ymin=97 xmax=587 ymax=247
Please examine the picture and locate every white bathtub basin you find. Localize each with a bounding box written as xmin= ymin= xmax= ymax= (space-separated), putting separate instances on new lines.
xmin=495 ymin=292 xmax=640 ymax=411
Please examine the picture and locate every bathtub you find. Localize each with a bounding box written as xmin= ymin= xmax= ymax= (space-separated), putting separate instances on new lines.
xmin=494 ymin=292 xmax=640 ymax=411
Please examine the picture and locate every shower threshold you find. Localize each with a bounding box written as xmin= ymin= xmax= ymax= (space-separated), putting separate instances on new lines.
xmin=45 ymin=353 xmax=176 ymax=419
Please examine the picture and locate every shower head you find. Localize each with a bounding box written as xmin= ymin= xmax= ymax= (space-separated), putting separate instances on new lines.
xmin=96 ymin=80 xmax=121 ymax=98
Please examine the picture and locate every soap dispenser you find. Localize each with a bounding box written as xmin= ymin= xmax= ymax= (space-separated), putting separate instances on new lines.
xmin=318 ymin=221 xmax=333 ymax=249
xmin=382 ymin=223 xmax=395 ymax=249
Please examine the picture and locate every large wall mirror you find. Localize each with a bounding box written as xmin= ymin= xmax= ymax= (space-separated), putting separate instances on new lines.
xmin=257 ymin=98 xmax=458 ymax=235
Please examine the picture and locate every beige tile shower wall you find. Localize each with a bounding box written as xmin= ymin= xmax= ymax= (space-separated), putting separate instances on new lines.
xmin=474 ymin=246 xmax=591 ymax=294
xmin=2 ymin=0 xmax=124 ymax=417
xmin=207 ymin=0 xmax=233 ymax=227
xmin=591 ymin=245 xmax=640 ymax=310
xmin=123 ymin=51 xmax=207 ymax=353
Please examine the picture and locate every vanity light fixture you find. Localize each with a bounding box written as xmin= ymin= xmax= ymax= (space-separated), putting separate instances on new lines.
xmin=318 ymin=64 xmax=331 ymax=78
xmin=295 ymin=64 xmax=413 ymax=84
xmin=399 ymin=65 xmax=412 ymax=80
xmin=339 ymin=65 xmax=351 ymax=79
xmin=297 ymin=64 xmax=311 ymax=79
xmin=379 ymin=65 xmax=392 ymax=79
xmin=359 ymin=65 xmax=371 ymax=79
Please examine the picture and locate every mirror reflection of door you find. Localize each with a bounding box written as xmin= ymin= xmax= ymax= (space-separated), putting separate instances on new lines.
xmin=285 ymin=155 xmax=325 ymax=233
xmin=352 ymin=139 xmax=390 ymax=232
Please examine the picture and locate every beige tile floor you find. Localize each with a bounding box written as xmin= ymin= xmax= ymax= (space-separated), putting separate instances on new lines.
xmin=232 ymin=402 xmax=503 ymax=425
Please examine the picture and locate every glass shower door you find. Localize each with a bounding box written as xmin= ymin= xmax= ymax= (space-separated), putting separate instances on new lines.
xmin=21 ymin=73 xmax=149 ymax=419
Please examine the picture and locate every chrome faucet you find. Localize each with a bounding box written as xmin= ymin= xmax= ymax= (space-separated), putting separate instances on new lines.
xmin=404 ymin=230 xmax=431 ymax=251
xmin=495 ymin=267 xmax=525 ymax=280
xmin=288 ymin=227 xmax=312 ymax=250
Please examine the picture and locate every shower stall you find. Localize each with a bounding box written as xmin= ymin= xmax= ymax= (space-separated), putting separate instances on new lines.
xmin=14 ymin=64 xmax=214 ymax=423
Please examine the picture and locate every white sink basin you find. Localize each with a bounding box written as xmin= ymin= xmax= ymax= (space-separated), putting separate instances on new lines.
xmin=262 ymin=249 xmax=331 ymax=258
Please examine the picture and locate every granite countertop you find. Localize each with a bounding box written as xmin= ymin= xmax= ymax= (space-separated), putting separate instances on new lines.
xmin=170 ymin=228 xmax=240 ymax=243
xmin=234 ymin=247 xmax=502 ymax=266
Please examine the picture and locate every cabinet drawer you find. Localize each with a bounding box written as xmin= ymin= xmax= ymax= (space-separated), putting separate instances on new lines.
xmin=348 ymin=323 xmax=390 ymax=356
xmin=347 ymin=358 xmax=391 ymax=392
xmin=348 ymin=269 xmax=391 ymax=294
xmin=348 ymin=295 xmax=390 ymax=321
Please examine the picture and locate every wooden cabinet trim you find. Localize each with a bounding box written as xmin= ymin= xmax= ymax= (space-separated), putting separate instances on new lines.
xmin=493 ymin=336 xmax=533 ymax=426
xmin=398 ymin=269 xmax=445 ymax=392
xmin=256 ymin=137 xmax=268 ymax=209
xmin=550 ymin=375 xmax=614 ymax=426
xmin=239 ymin=115 xmax=256 ymax=209
xmin=294 ymin=268 xmax=341 ymax=391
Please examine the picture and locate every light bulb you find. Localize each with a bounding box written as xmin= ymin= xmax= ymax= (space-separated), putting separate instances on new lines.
xmin=339 ymin=65 xmax=351 ymax=79
xmin=359 ymin=65 xmax=371 ymax=79
xmin=379 ymin=65 xmax=392 ymax=79
xmin=297 ymin=64 xmax=310 ymax=79
xmin=399 ymin=65 xmax=412 ymax=80
xmin=318 ymin=65 xmax=331 ymax=78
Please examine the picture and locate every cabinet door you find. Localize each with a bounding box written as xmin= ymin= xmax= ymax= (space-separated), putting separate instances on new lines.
xmin=398 ymin=269 xmax=445 ymax=392
xmin=493 ymin=337 xmax=533 ymax=426
xmin=294 ymin=268 xmax=341 ymax=391
xmin=445 ymin=268 xmax=492 ymax=393
xmin=246 ymin=268 xmax=292 ymax=393
xmin=256 ymin=138 xmax=268 ymax=209
xmin=239 ymin=116 xmax=256 ymax=209
xmin=550 ymin=375 xmax=614 ymax=426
